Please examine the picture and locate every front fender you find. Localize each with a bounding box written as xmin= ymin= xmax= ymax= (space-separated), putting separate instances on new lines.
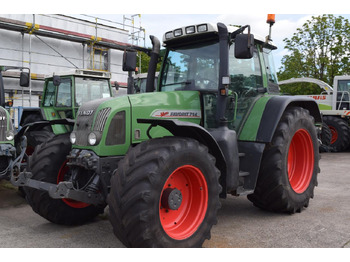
xmin=137 ymin=118 xmax=228 ymax=196
xmin=15 ymin=118 xmax=75 ymax=144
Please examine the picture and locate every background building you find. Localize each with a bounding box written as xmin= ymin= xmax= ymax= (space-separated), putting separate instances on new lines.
xmin=0 ymin=14 xmax=145 ymax=109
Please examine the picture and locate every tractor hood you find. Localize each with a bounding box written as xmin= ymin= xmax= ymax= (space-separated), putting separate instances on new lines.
xmin=72 ymin=91 xmax=202 ymax=156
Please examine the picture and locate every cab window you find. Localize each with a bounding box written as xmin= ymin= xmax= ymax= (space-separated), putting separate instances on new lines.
xmin=56 ymin=79 xmax=72 ymax=107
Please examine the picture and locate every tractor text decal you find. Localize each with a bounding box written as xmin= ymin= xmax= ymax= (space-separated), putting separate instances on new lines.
xmin=78 ymin=110 xmax=94 ymax=116
xmin=308 ymin=95 xmax=326 ymax=100
xmin=152 ymin=110 xmax=201 ymax=118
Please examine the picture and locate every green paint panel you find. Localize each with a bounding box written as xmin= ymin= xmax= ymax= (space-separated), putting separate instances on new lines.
xmin=42 ymin=108 xmax=69 ymax=135
xmin=318 ymin=103 xmax=332 ymax=110
xmin=130 ymin=91 xmax=201 ymax=143
xmin=238 ymin=96 xmax=272 ymax=141
xmin=72 ymin=91 xmax=202 ymax=157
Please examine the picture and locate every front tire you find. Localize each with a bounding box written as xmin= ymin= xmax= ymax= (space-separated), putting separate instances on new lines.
xmin=248 ymin=107 xmax=320 ymax=213
xmin=107 ymin=137 xmax=221 ymax=247
xmin=24 ymin=133 xmax=105 ymax=225
xmin=25 ymin=130 xmax=54 ymax=156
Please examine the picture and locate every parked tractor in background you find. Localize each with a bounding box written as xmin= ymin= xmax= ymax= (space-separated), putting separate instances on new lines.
xmin=18 ymin=69 xmax=114 ymax=153
xmin=280 ymin=76 xmax=350 ymax=152
xmin=0 ymin=66 xmax=29 ymax=180
xmin=133 ymin=72 xmax=159 ymax=93
xmin=12 ymin=16 xmax=322 ymax=248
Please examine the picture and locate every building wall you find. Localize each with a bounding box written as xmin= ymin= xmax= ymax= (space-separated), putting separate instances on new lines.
xmin=0 ymin=14 xmax=130 ymax=106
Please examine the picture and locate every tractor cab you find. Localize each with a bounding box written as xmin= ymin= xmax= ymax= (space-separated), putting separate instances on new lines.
xmin=159 ymin=23 xmax=279 ymax=133
xmin=20 ymin=69 xmax=113 ymax=135
xmin=42 ymin=69 xmax=112 ymax=120
xmin=333 ymin=76 xmax=350 ymax=110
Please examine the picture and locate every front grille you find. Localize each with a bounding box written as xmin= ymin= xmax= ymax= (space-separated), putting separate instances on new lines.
xmin=74 ymin=97 xmax=112 ymax=146
xmin=75 ymin=103 xmax=103 ymax=146
xmin=0 ymin=108 xmax=7 ymax=142
xmin=94 ymin=107 xmax=111 ymax=132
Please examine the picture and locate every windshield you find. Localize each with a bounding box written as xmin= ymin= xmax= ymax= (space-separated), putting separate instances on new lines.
xmin=338 ymin=79 xmax=350 ymax=92
xmin=75 ymin=77 xmax=111 ymax=107
xmin=160 ymin=41 xmax=219 ymax=92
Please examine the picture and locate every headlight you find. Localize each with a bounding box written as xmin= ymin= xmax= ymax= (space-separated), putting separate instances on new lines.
xmin=165 ymin=31 xmax=173 ymax=40
xmin=6 ymin=130 xmax=14 ymax=141
xmin=70 ymin=132 xmax=76 ymax=144
xmin=173 ymin=28 xmax=183 ymax=37
xmin=185 ymin=26 xmax=195 ymax=34
xmin=88 ymin=132 xmax=97 ymax=146
xmin=197 ymin=24 xmax=208 ymax=33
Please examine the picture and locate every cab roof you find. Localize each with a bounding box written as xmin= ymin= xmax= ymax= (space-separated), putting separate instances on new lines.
xmin=163 ymin=22 xmax=277 ymax=50
xmin=45 ymin=69 xmax=111 ymax=79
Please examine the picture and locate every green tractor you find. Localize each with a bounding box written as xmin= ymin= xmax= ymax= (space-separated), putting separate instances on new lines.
xmin=12 ymin=17 xmax=322 ymax=248
xmin=19 ymin=69 xmax=115 ymax=153
xmin=0 ymin=66 xmax=29 ymax=180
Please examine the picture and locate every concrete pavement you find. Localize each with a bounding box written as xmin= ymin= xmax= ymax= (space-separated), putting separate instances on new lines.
xmin=0 ymin=152 xmax=349 ymax=248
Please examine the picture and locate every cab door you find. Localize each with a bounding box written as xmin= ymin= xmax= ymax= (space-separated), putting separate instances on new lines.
xmin=227 ymin=44 xmax=264 ymax=134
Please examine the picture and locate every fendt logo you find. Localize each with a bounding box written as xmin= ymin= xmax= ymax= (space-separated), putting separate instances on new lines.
xmin=78 ymin=110 xmax=94 ymax=116
xmin=152 ymin=110 xmax=202 ymax=119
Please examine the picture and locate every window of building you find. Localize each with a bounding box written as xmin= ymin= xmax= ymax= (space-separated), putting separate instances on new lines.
xmin=87 ymin=45 xmax=109 ymax=71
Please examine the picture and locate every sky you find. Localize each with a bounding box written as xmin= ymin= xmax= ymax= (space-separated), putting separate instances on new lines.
xmin=73 ymin=13 xmax=350 ymax=70
xmin=5 ymin=0 xmax=350 ymax=71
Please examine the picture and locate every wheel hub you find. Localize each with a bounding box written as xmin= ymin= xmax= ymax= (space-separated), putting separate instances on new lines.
xmin=161 ymin=188 xmax=182 ymax=210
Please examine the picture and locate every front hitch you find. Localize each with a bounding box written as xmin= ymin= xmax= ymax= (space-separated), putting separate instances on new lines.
xmin=10 ymin=136 xmax=105 ymax=206
xmin=11 ymin=168 xmax=105 ymax=206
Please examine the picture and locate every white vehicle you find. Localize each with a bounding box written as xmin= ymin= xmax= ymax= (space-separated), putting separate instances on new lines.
xmin=280 ymin=76 xmax=350 ymax=151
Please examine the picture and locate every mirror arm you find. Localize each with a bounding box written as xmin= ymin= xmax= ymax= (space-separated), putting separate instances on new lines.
xmin=231 ymin=25 xmax=251 ymax=43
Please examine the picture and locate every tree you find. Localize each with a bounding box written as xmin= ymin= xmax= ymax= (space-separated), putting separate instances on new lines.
xmin=136 ymin=51 xmax=162 ymax=74
xmin=278 ymin=15 xmax=350 ymax=95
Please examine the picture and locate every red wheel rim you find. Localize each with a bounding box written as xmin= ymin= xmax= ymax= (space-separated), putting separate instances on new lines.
xmin=287 ymin=129 xmax=314 ymax=193
xmin=25 ymin=146 xmax=34 ymax=156
xmin=328 ymin=125 xmax=338 ymax=144
xmin=159 ymin=165 xmax=208 ymax=240
xmin=57 ymin=160 xmax=90 ymax=209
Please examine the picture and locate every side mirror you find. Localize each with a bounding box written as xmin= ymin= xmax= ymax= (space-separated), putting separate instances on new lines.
xmin=123 ymin=51 xmax=137 ymax=72
xmin=234 ymin=34 xmax=255 ymax=59
xmin=53 ymin=75 xmax=61 ymax=86
xmin=19 ymin=72 xmax=30 ymax=87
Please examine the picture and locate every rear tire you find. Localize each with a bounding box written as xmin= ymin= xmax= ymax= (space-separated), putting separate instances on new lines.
xmin=24 ymin=133 xmax=105 ymax=225
xmin=323 ymin=116 xmax=350 ymax=152
xmin=107 ymin=137 xmax=221 ymax=247
xmin=319 ymin=122 xmax=332 ymax=152
xmin=248 ymin=107 xmax=320 ymax=213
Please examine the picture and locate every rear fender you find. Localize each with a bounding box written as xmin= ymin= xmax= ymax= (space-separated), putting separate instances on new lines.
xmin=256 ymin=96 xmax=322 ymax=143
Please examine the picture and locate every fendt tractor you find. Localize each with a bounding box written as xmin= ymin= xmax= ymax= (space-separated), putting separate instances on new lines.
xmin=0 ymin=66 xmax=29 ymax=180
xmin=280 ymin=76 xmax=350 ymax=152
xmin=18 ymin=69 xmax=115 ymax=153
xmin=11 ymin=16 xmax=322 ymax=248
